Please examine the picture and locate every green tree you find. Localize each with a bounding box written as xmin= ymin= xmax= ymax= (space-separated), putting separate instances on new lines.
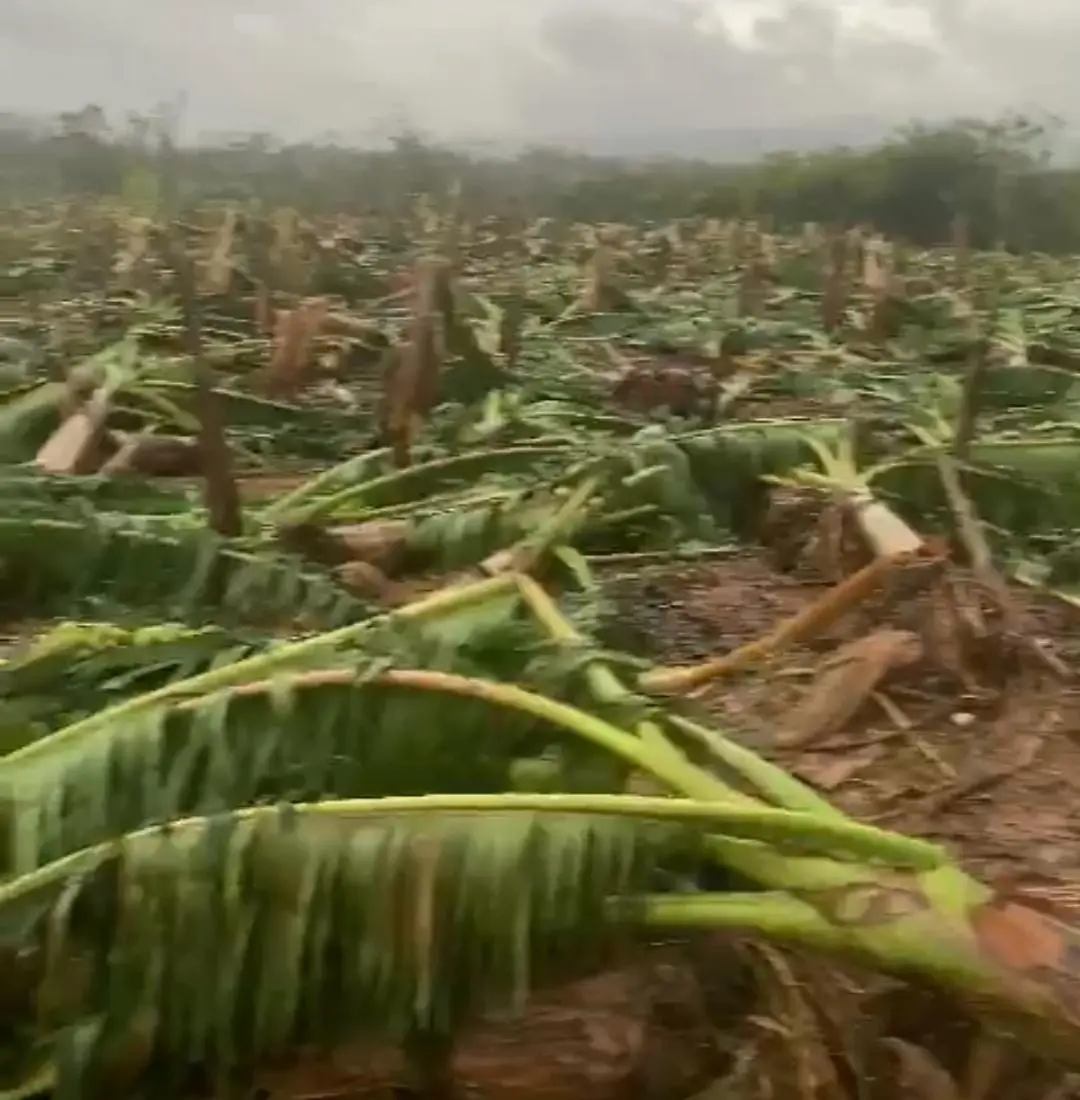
xmin=6 ymin=104 xmax=1080 ymax=253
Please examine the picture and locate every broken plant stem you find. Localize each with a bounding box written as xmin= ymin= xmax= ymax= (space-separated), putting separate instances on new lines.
xmin=641 ymin=551 xmax=916 ymax=694
xmin=936 ymin=451 xmax=995 ymax=576
xmin=642 ymin=881 xmax=991 ymax=983
xmin=639 ymin=871 xmax=1034 ymax=1009
xmin=667 ymin=714 xmax=844 ymax=819
xmin=846 ymin=487 xmax=924 ymax=557
xmin=936 ymin=451 xmax=1065 ymax=678
xmin=298 ymin=444 xmax=572 ymax=520
xmin=955 ymin=321 xmax=989 ymax=460
xmin=260 ymin=448 xmax=392 ymax=521
xmin=169 ymin=218 xmax=243 ymax=540
xmin=644 ymin=880 xmax=1080 ymax=1071
xmin=515 ymin=572 xmax=727 ymax=796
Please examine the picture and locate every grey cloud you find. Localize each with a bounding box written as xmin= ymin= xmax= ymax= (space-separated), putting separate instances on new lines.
xmin=0 ymin=0 xmax=1076 ymax=151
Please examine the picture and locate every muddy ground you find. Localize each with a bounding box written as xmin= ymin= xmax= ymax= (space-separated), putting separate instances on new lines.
xmin=595 ymin=546 xmax=1080 ymax=1100
xmin=616 ymin=552 xmax=1080 ymax=894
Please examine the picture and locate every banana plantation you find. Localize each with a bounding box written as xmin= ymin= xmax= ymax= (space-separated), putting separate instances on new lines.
xmin=3 ymin=205 xmax=1080 ymax=1099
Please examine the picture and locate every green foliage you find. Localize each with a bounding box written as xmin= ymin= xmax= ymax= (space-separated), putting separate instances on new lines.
xmin=0 ymin=507 xmax=366 ymax=627
xmin=5 ymin=107 xmax=1080 ymax=251
xmin=0 ymin=630 xmax=571 ymax=872
xmin=0 ymin=621 xmax=267 ymax=742
xmin=0 ymin=804 xmax=662 ymax=1096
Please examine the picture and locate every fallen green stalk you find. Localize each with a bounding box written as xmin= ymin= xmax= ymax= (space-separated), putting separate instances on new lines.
xmin=0 ymin=792 xmax=946 ymax=901
xmin=287 ymin=443 xmax=574 ymax=520
xmin=9 ymin=793 xmax=1080 ymax=1073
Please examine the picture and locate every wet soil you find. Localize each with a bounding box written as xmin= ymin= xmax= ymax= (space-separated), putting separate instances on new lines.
xmin=597 ymin=550 xmax=1080 ymax=1099
xmin=610 ymin=553 xmax=1080 ymax=892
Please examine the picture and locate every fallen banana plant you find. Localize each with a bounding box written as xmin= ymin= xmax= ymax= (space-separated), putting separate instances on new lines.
xmin=3 ymin=571 xmax=1080 ymax=1097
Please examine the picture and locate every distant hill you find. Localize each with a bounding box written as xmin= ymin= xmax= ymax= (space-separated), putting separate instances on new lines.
xmin=0 ymin=107 xmax=900 ymax=159
xmin=4 ymin=105 xmax=1078 ymax=165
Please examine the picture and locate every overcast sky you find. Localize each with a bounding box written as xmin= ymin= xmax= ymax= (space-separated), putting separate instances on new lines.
xmin=0 ymin=0 xmax=1075 ymax=148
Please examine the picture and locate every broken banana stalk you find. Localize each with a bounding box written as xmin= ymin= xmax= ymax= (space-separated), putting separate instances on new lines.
xmin=640 ymin=547 xmax=942 ymax=695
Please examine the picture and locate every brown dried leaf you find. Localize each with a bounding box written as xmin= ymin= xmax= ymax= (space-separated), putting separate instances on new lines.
xmin=254 ymin=281 xmax=273 ymax=335
xmin=728 ymin=220 xmax=746 ymax=262
xmin=113 ymin=216 xmax=153 ymax=290
xmin=737 ymin=259 xmax=767 ymax=317
xmin=777 ymin=629 xmax=924 ymax=749
xmin=168 ymin=228 xmax=244 ymax=542
xmin=499 ymin=290 xmax=525 ymax=369
xmin=752 ymin=944 xmax=841 ymax=1100
xmin=760 ymin=233 xmax=779 ymax=271
xmin=577 ymin=243 xmax=637 ymax=314
xmin=793 ymin=746 xmax=884 ymax=791
xmin=583 ymin=245 xmax=614 ymax=311
xmin=610 ymin=363 xmax=709 ymax=418
xmin=952 ymin=213 xmax=970 ymax=283
xmin=847 ymin=225 xmax=867 ymax=277
xmin=333 ymin=521 xmax=410 ymax=571
xmin=270 ymin=207 xmax=309 ymax=293
xmin=862 ymin=234 xmax=890 ymax=292
xmin=194 ymin=366 xmax=243 ymax=539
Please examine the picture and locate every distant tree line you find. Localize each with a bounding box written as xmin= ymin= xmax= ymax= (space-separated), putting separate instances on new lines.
xmin=2 ymin=105 xmax=1079 ymax=252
